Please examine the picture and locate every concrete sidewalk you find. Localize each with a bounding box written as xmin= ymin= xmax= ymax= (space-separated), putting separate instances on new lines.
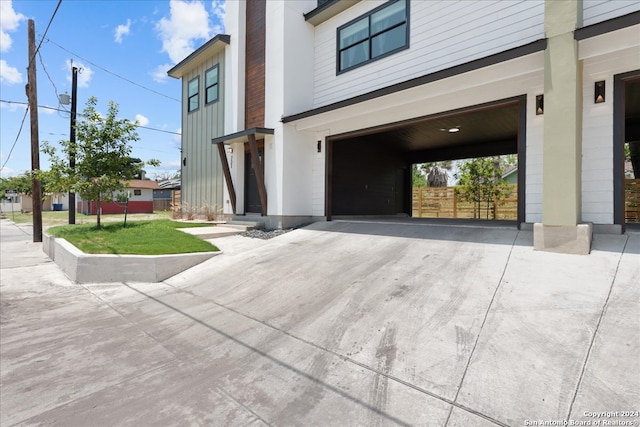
xmin=1 ymin=218 xmax=638 ymax=426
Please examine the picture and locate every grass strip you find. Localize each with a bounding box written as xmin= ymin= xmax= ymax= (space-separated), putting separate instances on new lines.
xmin=47 ymin=220 xmax=218 ymax=255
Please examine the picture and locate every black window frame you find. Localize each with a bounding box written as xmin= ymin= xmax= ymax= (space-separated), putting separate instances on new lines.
xmin=187 ymin=75 xmax=200 ymax=113
xmin=205 ymin=64 xmax=220 ymax=105
xmin=133 ymin=189 xmax=142 ymax=196
xmin=336 ymin=0 xmax=409 ymax=75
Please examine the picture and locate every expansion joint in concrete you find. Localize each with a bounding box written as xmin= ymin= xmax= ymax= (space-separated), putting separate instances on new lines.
xmin=566 ymin=234 xmax=630 ymax=420
xmin=444 ymin=231 xmax=520 ymax=427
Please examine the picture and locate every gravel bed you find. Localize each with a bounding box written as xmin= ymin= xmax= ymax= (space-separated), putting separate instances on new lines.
xmin=240 ymin=228 xmax=295 ymax=240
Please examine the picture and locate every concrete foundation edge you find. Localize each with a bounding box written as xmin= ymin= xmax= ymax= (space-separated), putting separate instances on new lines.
xmin=43 ymin=233 xmax=219 ymax=283
xmin=533 ymin=223 xmax=593 ymax=255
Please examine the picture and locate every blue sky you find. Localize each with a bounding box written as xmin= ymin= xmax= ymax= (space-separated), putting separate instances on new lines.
xmin=0 ymin=0 xmax=225 ymax=179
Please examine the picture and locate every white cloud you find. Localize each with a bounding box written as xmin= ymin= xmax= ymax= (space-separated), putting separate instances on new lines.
xmin=0 ymin=0 xmax=25 ymax=52
xmin=0 ymin=165 xmax=18 ymax=178
xmin=156 ymin=0 xmax=213 ymax=64
xmin=114 ymin=19 xmax=132 ymax=43
xmin=39 ymin=105 xmax=56 ymax=115
xmin=66 ymin=60 xmax=94 ymax=88
xmin=0 ymin=59 xmax=22 ymax=85
xmin=135 ymin=114 xmax=149 ymax=126
xmin=150 ymin=63 xmax=172 ymax=83
xmin=210 ymin=0 xmax=225 ymax=32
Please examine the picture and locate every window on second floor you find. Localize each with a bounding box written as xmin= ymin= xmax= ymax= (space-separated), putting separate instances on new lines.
xmin=188 ymin=76 xmax=199 ymax=112
xmin=205 ymin=65 xmax=219 ymax=104
xmin=337 ymin=0 xmax=409 ymax=74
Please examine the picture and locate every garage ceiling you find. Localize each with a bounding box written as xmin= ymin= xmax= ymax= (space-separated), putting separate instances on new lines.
xmin=332 ymin=101 xmax=520 ymax=162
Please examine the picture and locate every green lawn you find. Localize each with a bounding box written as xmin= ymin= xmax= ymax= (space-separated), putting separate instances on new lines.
xmin=46 ymin=220 xmax=218 ymax=255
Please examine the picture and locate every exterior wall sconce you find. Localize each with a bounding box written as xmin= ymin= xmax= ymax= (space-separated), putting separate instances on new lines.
xmin=317 ymin=140 xmax=322 ymax=153
xmin=594 ymin=81 xmax=605 ymax=103
xmin=227 ymin=147 xmax=233 ymax=154
xmin=536 ymin=95 xmax=544 ymax=115
xmin=182 ymin=157 xmax=187 ymax=166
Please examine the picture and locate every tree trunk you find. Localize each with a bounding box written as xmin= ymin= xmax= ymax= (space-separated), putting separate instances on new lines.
xmin=96 ymin=195 xmax=102 ymax=230
xmin=630 ymin=141 xmax=640 ymax=179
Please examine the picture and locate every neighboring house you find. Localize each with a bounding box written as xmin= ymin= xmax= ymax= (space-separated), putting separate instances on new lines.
xmin=77 ymin=180 xmax=159 ymax=215
xmin=168 ymin=0 xmax=640 ymax=252
xmin=502 ymin=167 xmax=518 ymax=185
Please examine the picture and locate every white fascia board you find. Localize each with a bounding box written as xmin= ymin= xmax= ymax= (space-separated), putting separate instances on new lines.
xmin=578 ymin=24 xmax=640 ymax=59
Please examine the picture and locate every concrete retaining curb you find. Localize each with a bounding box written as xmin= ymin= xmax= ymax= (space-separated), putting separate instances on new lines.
xmin=43 ymin=233 xmax=219 ymax=283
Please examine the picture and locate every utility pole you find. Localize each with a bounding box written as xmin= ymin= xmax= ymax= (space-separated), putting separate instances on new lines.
xmin=69 ymin=65 xmax=78 ymax=224
xmin=27 ymin=19 xmax=42 ymax=242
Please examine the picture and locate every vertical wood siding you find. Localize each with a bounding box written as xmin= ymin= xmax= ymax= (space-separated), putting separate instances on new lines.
xmin=245 ymin=0 xmax=266 ymax=128
xmin=313 ymin=0 xmax=544 ymax=108
xmin=181 ymin=52 xmax=225 ymax=213
xmin=583 ymin=0 xmax=640 ymax=27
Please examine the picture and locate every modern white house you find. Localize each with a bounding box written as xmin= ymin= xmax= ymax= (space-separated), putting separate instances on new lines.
xmin=168 ymin=0 xmax=640 ymax=254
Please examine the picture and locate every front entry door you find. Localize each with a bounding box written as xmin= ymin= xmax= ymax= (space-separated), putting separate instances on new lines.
xmin=245 ymin=148 xmax=263 ymax=213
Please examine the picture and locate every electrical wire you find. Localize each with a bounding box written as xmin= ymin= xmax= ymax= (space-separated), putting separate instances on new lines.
xmin=37 ymin=50 xmax=69 ymax=116
xmin=0 ymin=106 xmax=30 ymax=173
xmin=41 ymin=37 xmax=181 ymax=103
xmin=27 ymin=0 xmax=62 ymax=69
xmin=0 ymin=100 xmax=182 ymax=136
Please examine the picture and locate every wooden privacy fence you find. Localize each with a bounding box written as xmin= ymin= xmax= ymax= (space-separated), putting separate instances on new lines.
xmin=152 ymin=190 xmax=181 ymax=212
xmin=626 ymin=179 xmax=640 ymax=223
xmin=412 ymin=185 xmax=518 ymax=220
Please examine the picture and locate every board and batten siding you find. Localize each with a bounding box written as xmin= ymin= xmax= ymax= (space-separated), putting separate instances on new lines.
xmin=312 ymin=0 xmax=544 ymax=108
xmin=582 ymin=0 xmax=640 ymax=27
xmin=181 ymin=52 xmax=225 ymax=213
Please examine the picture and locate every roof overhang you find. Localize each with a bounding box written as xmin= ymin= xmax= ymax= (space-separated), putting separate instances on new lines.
xmin=574 ymin=10 xmax=640 ymax=41
xmin=211 ymin=127 xmax=275 ymax=145
xmin=304 ymin=0 xmax=362 ymax=26
xmin=168 ymin=34 xmax=230 ymax=79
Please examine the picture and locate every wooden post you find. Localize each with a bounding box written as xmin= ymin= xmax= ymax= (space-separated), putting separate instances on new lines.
xmin=27 ymin=19 xmax=42 ymax=243
xmin=453 ymin=188 xmax=457 ymax=218
xmin=215 ymin=142 xmax=236 ymax=214
xmin=418 ymin=188 xmax=422 ymax=217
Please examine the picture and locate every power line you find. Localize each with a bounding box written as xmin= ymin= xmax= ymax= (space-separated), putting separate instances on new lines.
xmin=37 ymin=50 xmax=69 ymax=116
xmin=41 ymin=37 xmax=181 ymax=103
xmin=0 ymin=106 xmax=29 ymax=173
xmin=0 ymin=99 xmax=182 ymax=136
xmin=27 ymin=0 xmax=62 ymax=69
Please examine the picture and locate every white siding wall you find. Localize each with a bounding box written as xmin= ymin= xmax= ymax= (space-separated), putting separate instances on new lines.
xmin=580 ymin=40 xmax=640 ymax=224
xmin=526 ymin=91 xmax=544 ymax=224
xmin=265 ymin=1 xmax=316 ymax=216
xmin=313 ymin=0 xmax=544 ymax=108
xmin=181 ymin=52 xmax=225 ymax=213
xmin=583 ymin=0 xmax=640 ymax=27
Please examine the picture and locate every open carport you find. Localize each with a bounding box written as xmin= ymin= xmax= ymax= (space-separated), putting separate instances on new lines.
xmin=327 ymin=97 xmax=525 ymax=224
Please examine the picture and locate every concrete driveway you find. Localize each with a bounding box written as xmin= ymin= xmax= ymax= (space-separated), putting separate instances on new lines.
xmin=1 ymin=218 xmax=638 ymax=426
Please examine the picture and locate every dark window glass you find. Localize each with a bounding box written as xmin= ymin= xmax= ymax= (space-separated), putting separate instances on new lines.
xmin=337 ymin=0 xmax=408 ymax=73
xmin=205 ymin=65 xmax=219 ymax=104
xmin=188 ymin=76 xmax=199 ymax=112
xmin=133 ymin=189 xmax=142 ymax=196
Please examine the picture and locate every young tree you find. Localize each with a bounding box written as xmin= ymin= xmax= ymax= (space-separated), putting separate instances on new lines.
xmin=454 ymin=156 xmax=511 ymax=219
xmin=41 ymin=97 xmax=158 ymax=229
xmin=412 ymin=164 xmax=427 ymax=188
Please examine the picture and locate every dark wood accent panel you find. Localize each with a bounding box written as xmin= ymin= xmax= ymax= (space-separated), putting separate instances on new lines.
xmin=215 ymin=142 xmax=236 ymax=214
xmin=245 ymin=0 xmax=266 ymax=129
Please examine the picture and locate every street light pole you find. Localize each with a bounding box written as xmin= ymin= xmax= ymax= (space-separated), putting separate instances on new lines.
xmin=69 ymin=66 xmax=78 ymax=224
